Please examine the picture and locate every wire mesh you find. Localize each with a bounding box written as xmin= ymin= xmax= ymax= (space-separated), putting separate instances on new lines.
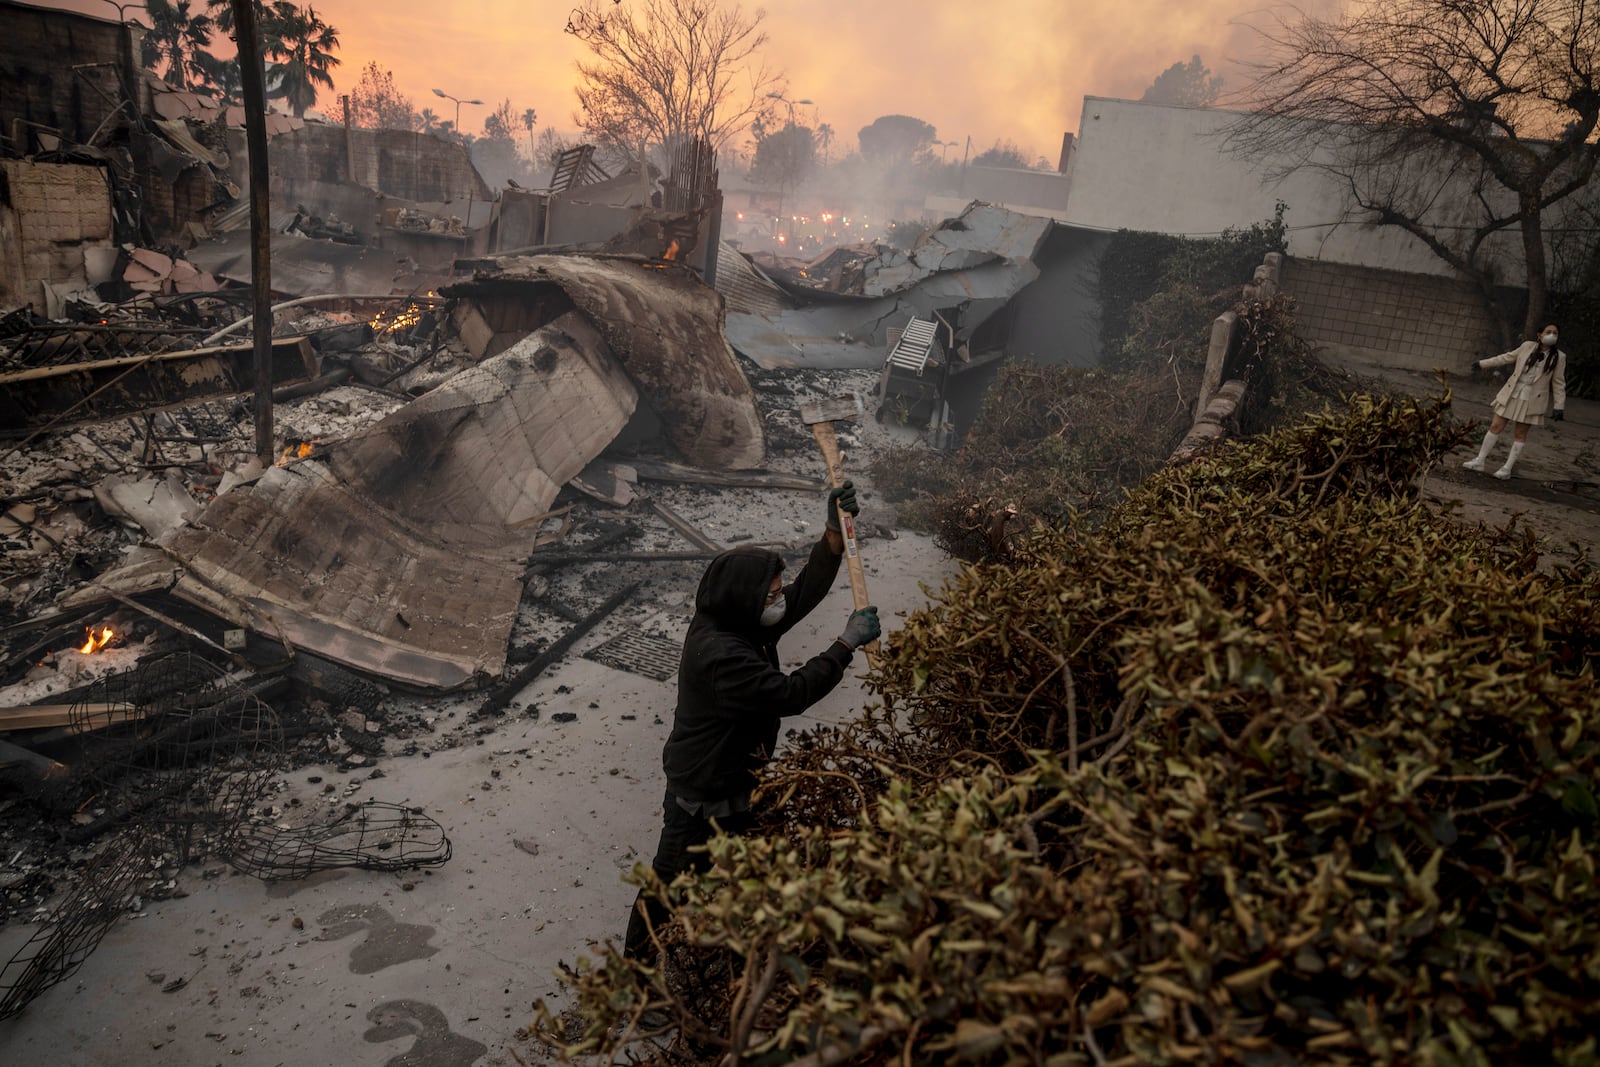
xmin=1 ymin=651 xmax=453 ymax=1021
xmin=0 ymin=832 xmax=151 ymax=1021
xmin=71 ymin=650 xmax=284 ymax=862
xmin=227 ymin=801 xmax=452 ymax=880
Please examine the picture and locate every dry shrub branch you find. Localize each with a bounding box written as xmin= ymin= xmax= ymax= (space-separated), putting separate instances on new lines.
xmin=872 ymin=293 xmax=1331 ymax=563
xmin=537 ymin=392 xmax=1600 ymax=1065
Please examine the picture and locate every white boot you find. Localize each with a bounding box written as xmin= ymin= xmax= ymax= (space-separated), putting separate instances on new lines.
xmin=1462 ymin=430 xmax=1499 ymax=471
xmin=1494 ymin=441 xmax=1524 ymax=480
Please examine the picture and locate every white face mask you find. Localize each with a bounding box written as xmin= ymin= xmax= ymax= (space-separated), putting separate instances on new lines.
xmin=759 ymin=597 xmax=786 ymax=627
xmin=1542 ymin=333 xmax=1558 ymax=345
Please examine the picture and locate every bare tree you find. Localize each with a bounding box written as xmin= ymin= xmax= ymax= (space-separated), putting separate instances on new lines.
xmin=565 ymin=0 xmax=780 ymax=155
xmin=535 ymin=127 xmax=577 ymax=171
xmin=1229 ymin=0 xmax=1600 ymax=339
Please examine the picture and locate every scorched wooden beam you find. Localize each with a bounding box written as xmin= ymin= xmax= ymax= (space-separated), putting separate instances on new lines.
xmin=0 ymin=338 xmax=318 ymax=437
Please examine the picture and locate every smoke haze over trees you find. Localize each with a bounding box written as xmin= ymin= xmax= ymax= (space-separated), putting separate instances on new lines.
xmin=347 ymin=61 xmax=418 ymax=130
xmin=750 ymin=122 xmax=818 ymax=199
xmin=857 ymin=114 xmax=937 ymax=165
xmin=971 ymin=139 xmax=1041 ymax=169
xmin=1140 ymin=54 xmax=1223 ymax=107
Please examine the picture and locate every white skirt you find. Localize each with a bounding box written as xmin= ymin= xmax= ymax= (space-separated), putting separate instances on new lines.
xmin=1494 ymin=393 xmax=1544 ymax=427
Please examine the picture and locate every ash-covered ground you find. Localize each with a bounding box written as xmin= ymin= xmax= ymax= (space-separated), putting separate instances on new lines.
xmin=0 ymin=327 xmax=955 ymax=1066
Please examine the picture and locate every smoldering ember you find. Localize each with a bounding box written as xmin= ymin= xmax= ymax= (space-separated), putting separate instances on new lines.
xmin=2 ymin=1 xmax=1598 ymax=1065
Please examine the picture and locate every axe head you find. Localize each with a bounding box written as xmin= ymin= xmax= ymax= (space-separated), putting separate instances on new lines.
xmin=799 ymin=393 xmax=865 ymax=426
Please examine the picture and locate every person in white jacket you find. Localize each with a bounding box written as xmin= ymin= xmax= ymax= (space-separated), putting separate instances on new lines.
xmin=1462 ymin=325 xmax=1568 ymax=479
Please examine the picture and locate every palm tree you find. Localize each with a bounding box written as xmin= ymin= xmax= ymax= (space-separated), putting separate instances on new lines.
xmin=417 ymin=108 xmax=443 ymax=134
xmin=262 ymin=2 xmax=339 ymax=118
xmin=192 ymin=48 xmax=243 ymax=103
xmin=204 ymin=0 xmax=251 ymax=34
xmin=816 ymin=122 xmax=834 ymax=165
xmin=140 ymin=0 xmax=217 ymax=89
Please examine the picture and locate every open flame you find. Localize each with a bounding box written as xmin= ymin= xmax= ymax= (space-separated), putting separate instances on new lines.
xmin=369 ymin=298 xmax=430 ymax=335
xmin=663 ymin=239 xmax=681 ymax=261
xmin=78 ymin=626 xmax=114 ymax=654
xmin=276 ymin=441 xmax=315 ymax=467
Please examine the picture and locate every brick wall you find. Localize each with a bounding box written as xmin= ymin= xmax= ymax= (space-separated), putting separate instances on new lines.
xmin=0 ymin=161 xmax=113 ymax=306
xmin=1282 ymin=258 xmax=1502 ymax=366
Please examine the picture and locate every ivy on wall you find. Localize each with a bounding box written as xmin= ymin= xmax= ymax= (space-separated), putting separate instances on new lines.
xmin=1098 ymin=201 xmax=1288 ymax=375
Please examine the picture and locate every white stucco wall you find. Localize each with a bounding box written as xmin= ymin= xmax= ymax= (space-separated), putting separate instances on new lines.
xmin=1061 ymin=97 xmax=1535 ymax=282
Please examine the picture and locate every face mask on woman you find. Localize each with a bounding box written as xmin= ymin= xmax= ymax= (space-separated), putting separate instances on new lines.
xmin=759 ymin=595 xmax=786 ymax=627
xmin=1542 ymin=332 xmax=1558 ymax=346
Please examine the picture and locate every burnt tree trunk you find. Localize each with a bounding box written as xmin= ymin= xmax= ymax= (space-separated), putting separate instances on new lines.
xmin=1518 ymin=193 xmax=1550 ymax=340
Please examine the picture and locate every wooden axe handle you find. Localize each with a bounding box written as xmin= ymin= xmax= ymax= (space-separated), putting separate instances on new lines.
xmin=810 ymin=421 xmax=881 ymax=667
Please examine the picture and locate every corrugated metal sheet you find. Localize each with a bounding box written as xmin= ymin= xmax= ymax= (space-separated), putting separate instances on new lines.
xmin=714 ymin=242 xmax=790 ymax=316
xmin=447 ymin=253 xmax=766 ymax=469
xmin=66 ymin=312 xmax=639 ymax=691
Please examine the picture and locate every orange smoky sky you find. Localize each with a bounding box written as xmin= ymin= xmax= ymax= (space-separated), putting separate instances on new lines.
xmin=39 ymin=0 xmax=1338 ymax=155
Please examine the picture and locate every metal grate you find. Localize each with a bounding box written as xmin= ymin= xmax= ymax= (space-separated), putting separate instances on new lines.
xmin=585 ymin=629 xmax=683 ymax=681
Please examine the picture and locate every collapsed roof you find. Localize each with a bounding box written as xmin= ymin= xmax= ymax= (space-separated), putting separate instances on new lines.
xmin=64 ymin=254 xmax=765 ymax=691
xmin=445 ymin=253 xmax=765 ymax=470
xmin=718 ymin=202 xmax=1054 ymax=370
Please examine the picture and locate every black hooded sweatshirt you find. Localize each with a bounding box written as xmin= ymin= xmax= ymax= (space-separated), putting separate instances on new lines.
xmin=662 ymin=537 xmax=851 ymax=803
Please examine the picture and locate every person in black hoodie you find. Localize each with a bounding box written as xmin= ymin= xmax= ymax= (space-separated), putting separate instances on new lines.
xmin=622 ymin=481 xmax=881 ymax=961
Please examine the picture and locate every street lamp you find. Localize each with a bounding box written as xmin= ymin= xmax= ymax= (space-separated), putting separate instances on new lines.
xmin=762 ymin=92 xmax=815 ymax=242
xmin=939 ymin=140 xmax=958 ymax=164
xmin=432 ymin=88 xmax=484 ymax=136
xmin=765 ymin=91 xmax=813 ymax=129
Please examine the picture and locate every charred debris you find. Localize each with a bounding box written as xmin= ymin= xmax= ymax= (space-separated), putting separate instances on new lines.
xmin=0 ymin=3 xmax=1076 ymax=1018
xmin=0 ymin=234 xmax=907 ymax=1018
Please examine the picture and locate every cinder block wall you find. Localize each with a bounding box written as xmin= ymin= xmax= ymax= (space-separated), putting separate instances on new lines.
xmin=0 ymin=3 xmax=142 ymax=147
xmin=237 ymin=125 xmax=492 ymax=208
xmin=1281 ymin=258 xmax=1504 ymax=367
xmin=0 ymin=161 xmax=113 ymax=306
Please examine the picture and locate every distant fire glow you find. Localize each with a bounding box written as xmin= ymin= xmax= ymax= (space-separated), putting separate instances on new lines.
xmin=78 ymin=626 xmax=114 ymax=654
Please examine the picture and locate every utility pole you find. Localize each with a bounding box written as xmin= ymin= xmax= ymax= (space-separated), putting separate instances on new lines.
xmin=233 ymin=0 xmax=274 ymax=465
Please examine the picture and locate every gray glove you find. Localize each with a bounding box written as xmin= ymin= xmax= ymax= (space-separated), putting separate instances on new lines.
xmin=839 ymin=606 xmax=880 ymax=649
xmin=826 ymin=480 xmax=860 ymax=533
